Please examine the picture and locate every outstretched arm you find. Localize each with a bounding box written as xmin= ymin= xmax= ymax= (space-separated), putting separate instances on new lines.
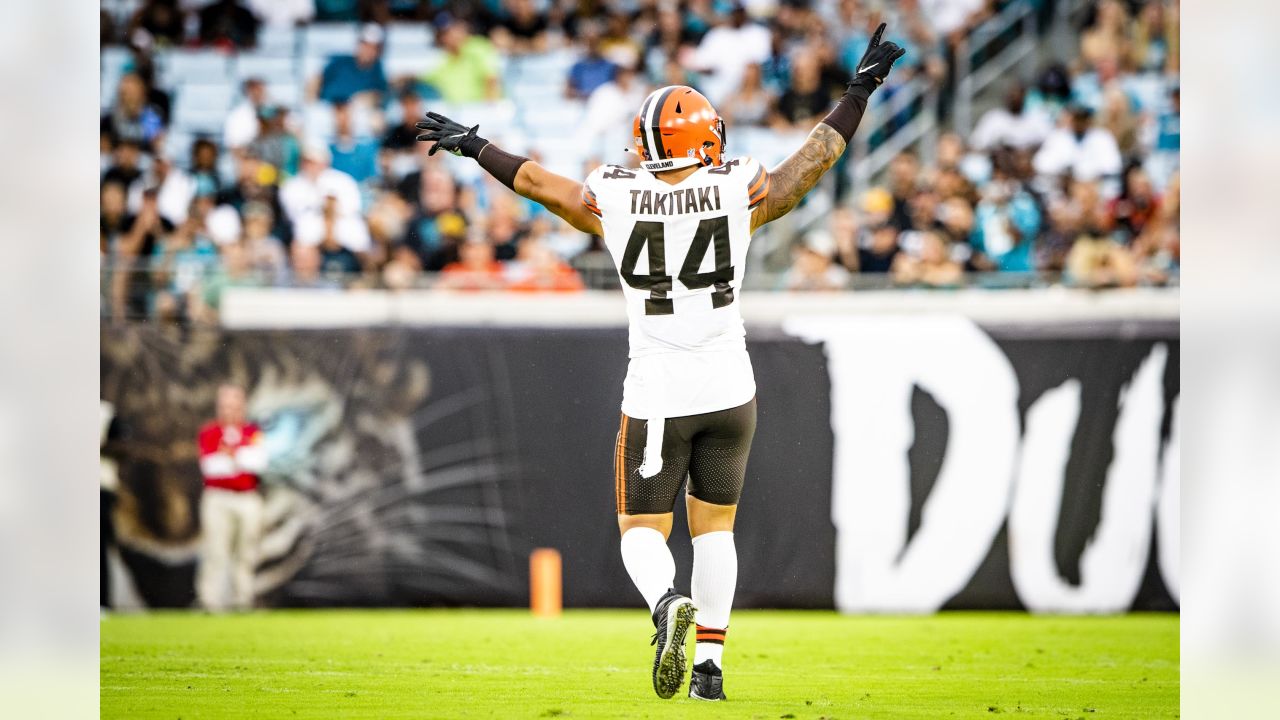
xmin=416 ymin=113 xmax=602 ymax=236
xmin=511 ymin=161 xmax=602 ymax=236
xmin=752 ymin=23 xmax=906 ymax=232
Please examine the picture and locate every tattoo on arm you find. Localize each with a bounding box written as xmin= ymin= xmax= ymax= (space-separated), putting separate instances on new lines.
xmin=753 ymin=123 xmax=848 ymax=231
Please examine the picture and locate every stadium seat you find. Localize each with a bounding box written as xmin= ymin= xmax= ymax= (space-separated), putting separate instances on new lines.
xmin=101 ymin=46 xmax=132 ymax=80
xmin=172 ymin=84 xmax=238 ymax=134
xmin=385 ymin=23 xmax=433 ymax=55
xmin=301 ymin=54 xmax=327 ymax=83
xmin=256 ymin=26 xmax=299 ymax=56
xmin=383 ymin=49 xmax=445 ymax=80
xmin=265 ymin=82 xmax=303 ymax=110
xmin=520 ymin=102 xmax=585 ymax=136
xmin=300 ymin=102 xmax=336 ymax=141
xmin=508 ymin=50 xmax=577 ymax=83
xmin=303 ymin=24 xmax=359 ymax=58
xmin=162 ymin=130 xmax=195 ymax=167
xmin=235 ymin=54 xmax=297 ymax=84
xmin=158 ymin=50 xmax=233 ymax=89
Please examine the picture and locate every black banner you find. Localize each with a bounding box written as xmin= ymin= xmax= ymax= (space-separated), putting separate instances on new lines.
xmin=100 ymin=320 xmax=1178 ymax=612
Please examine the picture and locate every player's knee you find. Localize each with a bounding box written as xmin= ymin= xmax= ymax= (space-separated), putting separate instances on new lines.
xmin=685 ymin=495 xmax=737 ymax=536
xmin=617 ymin=512 xmax=673 ymax=539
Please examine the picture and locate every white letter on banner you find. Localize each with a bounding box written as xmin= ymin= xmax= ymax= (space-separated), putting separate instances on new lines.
xmin=1157 ymin=394 xmax=1179 ymax=603
xmin=1010 ymin=344 xmax=1167 ymax=613
xmin=784 ymin=316 xmax=1019 ymax=613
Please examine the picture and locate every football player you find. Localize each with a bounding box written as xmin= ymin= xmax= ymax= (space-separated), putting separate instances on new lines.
xmin=417 ymin=25 xmax=904 ymax=702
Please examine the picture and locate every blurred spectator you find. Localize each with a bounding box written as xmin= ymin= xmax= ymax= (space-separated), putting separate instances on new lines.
xmin=919 ymin=0 xmax=986 ymax=38
xmin=759 ymin=29 xmax=791 ymax=96
xmin=781 ymin=230 xmax=850 ymax=291
xmin=690 ymin=3 xmax=771 ymax=106
xmin=314 ymin=0 xmax=360 ymax=22
xmin=100 ymin=182 xmax=134 ymax=253
xmin=886 ymin=152 xmax=921 ymax=231
xmin=101 ymin=9 xmax=118 ymax=47
xmin=296 ymin=193 xmax=372 ymax=257
xmin=827 ymin=207 xmax=860 ymax=272
xmin=248 ymin=105 xmax=302 ymax=178
xmin=1032 ymin=104 xmax=1122 ymax=186
xmin=1066 ymin=230 xmax=1138 ymax=288
xmin=570 ymin=233 xmax=620 ymax=290
xmin=223 ymin=78 xmax=267 ymax=155
xmin=198 ymin=0 xmax=260 ymax=49
xmin=146 ymin=150 xmax=197 ymax=227
xmin=205 ymin=204 xmax=244 ymax=247
xmin=194 ymin=241 xmax=265 ymax=322
xmin=772 ymin=53 xmax=830 ymax=131
xmin=489 ymin=0 xmax=550 ymax=55
xmin=937 ymin=196 xmax=976 ymax=249
xmin=580 ymin=62 xmax=648 ymax=157
xmin=486 ymin=194 xmax=527 ymax=261
xmin=645 ymin=6 xmax=696 ymax=73
xmin=382 ymin=244 xmax=423 ymax=291
xmin=1098 ymin=85 xmax=1141 ymax=160
xmin=970 ymin=81 xmax=1053 ymax=152
xmin=1147 ymin=85 xmax=1179 ymax=187
xmin=401 ymin=165 xmax=467 ymax=267
xmin=719 ymin=63 xmax=771 ymax=127
xmin=1132 ymin=171 xmax=1179 ymax=284
xmin=599 ymin=10 xmax=644 ymax=70
xmin=196 ymin=384 xmax=267 ymax=612
xmin=1109 ymin=165 xmax=1160 ymax=241
xmin=281 ymin=143 xmax=363 ymax=230
xmin=1080 ymin=0 xmax=1130 ymax=71
xmin=969 ymin=170 xmax=1042 ymax=272
xmin=439 ymin=237 xmax=505 ymax=290
xmin=506 ymin=238 xmax=586 ymax=292
xmin=101 ymin=138 xmax=145 ymax=190
xmin=190 ymin=138 xmax=223 ymax=198
xmin=566 ymin=22 xmax=617 ymax=100
xmin=241 ymin=202 xmax=289 ymax=284
xmin=151 ymin=198 xmax=222 ymax=321
xmin=318 ymin=23 xmax=389 ymax=105
xmin=128 ymin=0 xmax=186 ymax=48
xmin=892 ymin=230 xmax=963 ymax=287
xmin=288 ymin=243 xmax=342 ymax=289
xmin=102 ymin=74 xmax=165 ymax=151
xmin=108 ymin=190 xmax=173 ymax=321
xmin=1131 ymin=0 xmax=1178 ymax=73
xmin=218 ymin=156 xmax=290 ymax=241
xmin=381 ymin=90 xmax=424 ymax=153
xmin=856 ymin=223 xmax=903 ymax=274
xmin=329 ymin=101 xmax=380 ymax=184
xmin=422 ymin=15 xmax=501 ymax=103
xmin=245 ymin=0 xmax=314 ymax=28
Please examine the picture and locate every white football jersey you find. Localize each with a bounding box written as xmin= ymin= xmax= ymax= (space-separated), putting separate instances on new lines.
xmin=582 ymin=157 xmax=770 ymax=420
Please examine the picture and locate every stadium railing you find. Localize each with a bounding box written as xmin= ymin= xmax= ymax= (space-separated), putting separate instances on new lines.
xmin=99 ymin=263 xmax=1180 ymax=324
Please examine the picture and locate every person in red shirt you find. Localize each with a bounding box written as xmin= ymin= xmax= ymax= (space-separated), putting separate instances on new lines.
xmin=437 ymin=237 xmax=505 ymax=290
xmin=506 ymin=238 xmax=586 ymax=293
xmin=196 ymin=384 xmax=268 ymax=611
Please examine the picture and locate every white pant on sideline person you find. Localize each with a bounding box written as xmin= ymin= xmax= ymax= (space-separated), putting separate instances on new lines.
xmin=197 ymin=487 xmax=263 ymax=611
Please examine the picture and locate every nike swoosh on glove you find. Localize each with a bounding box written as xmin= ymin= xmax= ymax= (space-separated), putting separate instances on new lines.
xmin=415 ymin=112 xmax=479 ymax=156
xmin=850 ymin=22 xmax=906 ymax=90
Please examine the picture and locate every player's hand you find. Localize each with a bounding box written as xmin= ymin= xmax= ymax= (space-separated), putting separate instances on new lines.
xmin=851 ymin=23 xmax=906 ymax=90
xmin=414 ymin=112 xmax=479 ymax=156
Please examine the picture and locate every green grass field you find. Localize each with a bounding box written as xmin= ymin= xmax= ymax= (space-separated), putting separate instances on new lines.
xmin=101 ymin=610 xmax=1177 ymax=719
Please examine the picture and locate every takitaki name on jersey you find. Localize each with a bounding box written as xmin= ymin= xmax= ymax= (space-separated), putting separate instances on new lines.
xmin=629 ymin=186 xmax=722 ymax=216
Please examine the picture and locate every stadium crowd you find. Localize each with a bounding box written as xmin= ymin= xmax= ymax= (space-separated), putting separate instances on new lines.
xmin=100 ymin=0 xmax=1179 ymax=322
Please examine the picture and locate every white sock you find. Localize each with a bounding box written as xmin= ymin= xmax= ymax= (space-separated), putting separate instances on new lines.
xmin=620 ymin=527 xmax=676 ymax=613
xmin=691 ymin=530 xmax=736 ymax=667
